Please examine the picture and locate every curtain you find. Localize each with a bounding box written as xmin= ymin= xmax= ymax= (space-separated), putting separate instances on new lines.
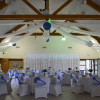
xmin=24 ymin=53 xmax=80 ymax=71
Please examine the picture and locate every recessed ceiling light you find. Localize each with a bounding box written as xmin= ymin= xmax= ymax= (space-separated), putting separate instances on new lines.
xmin=42 ymin=46 xmax=47 ymax=48
xmin=68 ymin=47 xmax=72 ymax=49
xmin=62 ymin=36 xmax=66 ymax=41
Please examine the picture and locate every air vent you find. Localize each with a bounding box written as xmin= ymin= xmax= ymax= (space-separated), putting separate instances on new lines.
xmin=42 ymin=46 xmax=47 ymax=48
xmin=68 ymin=47 xmax=72 ymax=49
xmin=16 ymin=46 xmax=20 ymax=48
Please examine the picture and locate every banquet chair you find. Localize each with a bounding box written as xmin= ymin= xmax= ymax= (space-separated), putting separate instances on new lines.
xmin=1 ymin=76 xmax=12 ymax=91
xmin=34 ymin=77 xmax=47 ymax=98
xmin=17 ymin=76 xmax=30 ymax=96
xmin=0 ymin=77 xmax=8 ymax=95
xmin=49 ymin=72 xmax=62 ymax=96
xmin=90 ymin=76 xmax=100 ymax=97
xmin=41 ymin=77 xmax=51 ymax=94
xmin=71 ymin=75 xmax=84 ymax=94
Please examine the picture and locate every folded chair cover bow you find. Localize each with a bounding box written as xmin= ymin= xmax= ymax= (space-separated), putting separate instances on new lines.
xmin=0 ymin=76 xmax=6 ymax=84
xmin=34 ymin=77 xmax=46 ymax=87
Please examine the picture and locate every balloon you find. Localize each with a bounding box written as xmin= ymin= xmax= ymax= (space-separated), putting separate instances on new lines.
xmin=43 ymin=22 xmax=51 ymax=30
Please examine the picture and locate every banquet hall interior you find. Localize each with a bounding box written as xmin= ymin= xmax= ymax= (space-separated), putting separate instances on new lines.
xmin=0 ymin=0 xmax=100 ymax=100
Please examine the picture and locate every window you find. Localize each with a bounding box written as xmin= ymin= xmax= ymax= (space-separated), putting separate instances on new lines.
xmin=80 ymin=59 xmax=98 ymax=74
xmin=80 ymin=60 xmax=86 ymax=70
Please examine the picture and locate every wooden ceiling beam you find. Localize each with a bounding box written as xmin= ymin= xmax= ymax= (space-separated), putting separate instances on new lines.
xmin=40 ymin=28 xmax=44 ymax=32
xmin=52 ymin=0 xmax=73 ymax=15
xmin=91 ymin=36 xmax=100 ymax=44
xmin=22 ymin=0 xmax=42 ymax=15
xmin=79 ymin=27 xmax=100 ymax=44
xmin=71 ymin=33 xmax=87 ymax=36
xmin=45 ymin=0 xmax=49 ymax=10
xmin=16 ymin=32 xmax=88 ymax=36
xmin=0 ymin=38 xmax=5 ymax=43
xmin=86 ymin=0 xmax=100 ymax=13
xmin=0 ymin=15 xmax=100 ymax=20
xmin=0 ymin=1 xmax=8 ymax=10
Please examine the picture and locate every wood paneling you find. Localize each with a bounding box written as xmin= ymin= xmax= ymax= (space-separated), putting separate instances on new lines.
xmin=1 ymin=58 xmax=9 ymax=73
xmin=0 ymin=58 xmax=24 ymax=72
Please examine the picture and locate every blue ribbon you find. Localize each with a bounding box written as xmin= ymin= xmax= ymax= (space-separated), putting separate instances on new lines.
xmin=20 ymin=73 xmax=25 ymax=81
xmin=34 ymin=77 xmax=46 ymax=87
xmin=32 ymin=72 xmax=35 ymax=75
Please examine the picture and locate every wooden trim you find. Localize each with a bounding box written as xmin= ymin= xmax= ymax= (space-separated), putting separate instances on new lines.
xmin=0 ymin=15 xmax=100 ymax=20
xmin=87 ymin=0 xmax=100 ymax=13
xmin=22 ymin=0 xmax=42 ymax=15
xmin=64 ymin=20 xmax=76 ymax=23
xmin=52 ymin=0 xmax=72 ymax=15
xmin=0 ymin=1 xmax=8 ymax=10
xmin=79 ymin=27 xmax=100 ymax=44
xmin=0 ymin=38 xmax=5 ymax=43
xmin=91 ymin=36 xmax=100 ymax=44
xmin=80 ymin=58 xmax=97 ymax=60
xmin=71 ymin=33 xmax=87 ymax=36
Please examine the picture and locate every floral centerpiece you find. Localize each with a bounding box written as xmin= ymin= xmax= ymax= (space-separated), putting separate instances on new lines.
xmin=42 ymin=69 xmax=47 ymax=76
xmin=68 ymin=68 xmax=71 ymax=73
xmin=88 ymin=69 xmax=93 ymax=76
xmin=25 ymin=67 xmax=30 ymax=70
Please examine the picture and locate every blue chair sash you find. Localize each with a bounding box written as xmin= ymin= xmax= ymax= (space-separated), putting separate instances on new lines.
xmin=55 ymin=72 xmax=61 ymax=84
xmin=34 ymin=77 xmax=46 ymax=87
xmin=92 ymin=76 xmax=100 ymax=86
xmin=0 ymin=76 xmax=6 ymax=83
xmin=70 ymin=74 xmax=77 ymax=83
xmin=15 ymin=76 xmax=22 ymax=84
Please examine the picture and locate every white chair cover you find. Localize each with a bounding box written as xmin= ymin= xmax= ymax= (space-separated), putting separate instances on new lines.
xmin=34 ymin=78 xmax=48 ymax=98
xmin=90 ymin=77 xmax=100 ymax=97
xmin=71 ymin=83 xmax=84 ymax=94
xmin=0 ymin=84 xmax=8 ymax=95
xmin=29 ymin=77 xmax=35 ymax=94
xmin=7 ymin=82 xmax=12 ymax=91
xmin=41 ymin=77 xmax=51 ymax=94
xmin=35 ymin=86 xmax=47 ymax=98
xmin=64 ymin=73 xmax=71 ymax=85
xmin=91 ymin=86 xmax=100 ymax=97
xmin=17 ymin=84 xmax=30 ymax=96
xmin=49 ymin=77 xmax=62 ymax=96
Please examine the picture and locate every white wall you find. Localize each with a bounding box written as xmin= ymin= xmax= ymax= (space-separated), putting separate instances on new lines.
xmin=0 ymin=36 xmax=99 ymax=59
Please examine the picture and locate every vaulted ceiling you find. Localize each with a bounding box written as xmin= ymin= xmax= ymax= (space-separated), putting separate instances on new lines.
xmin=0 ymin=0 xmax=100 ymax=52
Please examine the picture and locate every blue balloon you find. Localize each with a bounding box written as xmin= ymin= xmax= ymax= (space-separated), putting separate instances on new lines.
xmin=43 ymin=22 xmax=51 ymax=30
xmin=46 ymin=38 xmax=50 ymax=42
xmin=12 ymin=43 xmax=16 ymax=46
